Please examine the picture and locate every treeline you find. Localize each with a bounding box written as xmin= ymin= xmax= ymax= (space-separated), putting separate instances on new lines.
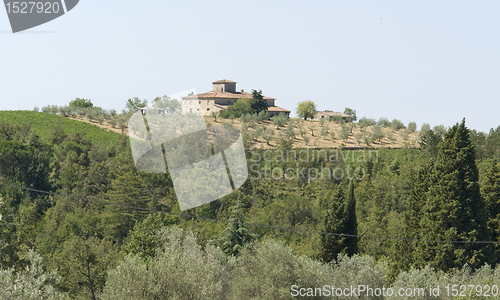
xmin=2 ymin=226 xmax=500 ymax=299
xmin=0 ymin=114 xmax=500 ymax=298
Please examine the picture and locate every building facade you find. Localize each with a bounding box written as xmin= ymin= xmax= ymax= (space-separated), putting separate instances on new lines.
xmin=181 ymin=80 xmax=290 ymax=117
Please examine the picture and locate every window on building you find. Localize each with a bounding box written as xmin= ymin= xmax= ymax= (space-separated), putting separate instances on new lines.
xmin=207 ymin=108 xmax=210 ymax=111
xmin=199 ymin=101 xmax=201 ymax=104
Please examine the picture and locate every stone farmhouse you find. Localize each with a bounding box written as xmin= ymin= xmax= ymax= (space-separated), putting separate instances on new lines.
xmin=314 ymin=111 xmax=351 ymax=122
xmin=181 ymin=80 xmax=290 ymax=117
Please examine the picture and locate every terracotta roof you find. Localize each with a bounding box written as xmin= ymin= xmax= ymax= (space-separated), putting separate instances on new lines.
xmin=182 ymin=91 xmax=275 ymax=100
xmin=212 ymin=79 xmax=236 ymax=84
xmin=267 ymin=106 xmax=290 ymax=112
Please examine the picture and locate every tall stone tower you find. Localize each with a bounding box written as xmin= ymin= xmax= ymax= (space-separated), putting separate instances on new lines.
xmin=212 ymin=79 xmax=237 ymax=93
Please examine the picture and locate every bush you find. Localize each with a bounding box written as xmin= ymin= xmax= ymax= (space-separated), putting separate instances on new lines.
xmin=320 ymin=126 xmax=329 ymax=138
xmin=285 ymin=125 xmax=295 ymax=140
xmin=390 ymin=119 xmax=406 ymax=131
xmin=358 ymin=117 xmax=376 ymax=127
xmin=363 ymin=135 xmax=372 ymax=145
xmin=340 ymin=126 xmax=350 ymax=141
xmin=371 ymin=126 xmax=384 ymax=141
xmin=69 ymin=98 xmax=93 ymax=108
xmin=377 ymin=117 xmax=391 ymax=127
xmin=386 ymin=130 xmax=395 ymax=141
xmin=408 ymin=121 xmax=417 ymax=132
xmin=420 ymin=123 xmax=431 ymax=135
xmin=331 ymin=115 xmax=347 ymax=124
xmin=402 ymin=129 xmax=409 ymax=141
xmin=59 ymin=106 xmax=72 ymax=117
xmin=0 ymin=250 xmax=66 ymax=300
xmin=271 ymin=114 xmax=288 ymax=129
xmin=257 ymin=111 xmax=270 ymax=122
xmin=330 ymin=131 xmax=336 ymax=140
xmin=355 ymin=133 xmax=362 ymax=144
xmin=102 ymin=227 xmax=231 ymax=300
xmin=433 ymin=125 xmax=447 ymax=135
xmin=319 ymin=118 xmax=326 ymax=127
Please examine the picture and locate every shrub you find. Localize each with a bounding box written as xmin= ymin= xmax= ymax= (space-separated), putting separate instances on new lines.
xmin=358 ymin=117 xmax=376 ymax=127
xmin=433 ymin=124 xmax=447 ymax=135
xmin=340 ymin=126 xmax=350 ymax=142
xmin=59 ymin=106 xmax=72 ymax=117
xmin=355 ymin=133 xmax=362 ymax=144
xmin=271 ymin=114 xmax=288 ymax=129
xmin=390 ymin=119 xmax=406 ymax=130
xmin=285 ymin=125 xmax=295 ymax=140
xmin=377 ymin=117 xmax=391 ymax=127
xmin=331 ymin=115 xmax=347 ymax=124
xmin=319 ymin=118 xmax=326 ymax=127
xmin=420 ymin=123 xmax=431 ymax=135
xmin=0 ymin=250 xmax=66 ymax=300
xmin=102 ymin=227 xmax=231 ymax=300
xmin=363 ymin=135 xmax=371 ymax=145
xmin=320 ymin=126 xmax=329 ymax=138
xmin=69 ymin=98 xmax=93 ymax=108
xmin=408 ymin=121 xmax=417 ymax=132
xmin=402 ymin=129 xmax=409 ymax=141
xmin=371 ymin=126 xmax=384 ymax=142
xmin=386 ymin=130 xmax=395 ymax=141
xmin=330 ymin=131 xmax=336 ymax=140
xmin=257 ymin=111 xmax=270 ymax=122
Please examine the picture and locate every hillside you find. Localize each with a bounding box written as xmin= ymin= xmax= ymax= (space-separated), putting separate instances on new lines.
xmin=0 ymin=111 xmax=122 ymax=147
xmin=63 ymin=112 xmax=421 ymax=149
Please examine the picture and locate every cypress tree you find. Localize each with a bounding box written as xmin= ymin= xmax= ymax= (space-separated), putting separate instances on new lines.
xmin=415 ymin=119 xmax=491 ymax=271
xmin=218 ymin=198 xmax=256 ymax=256
xmin=345 ymin=180 xmax=358 ymax=256
xmin=389 ymin=162 xmax=432 ymax=279
xmin=481 ymin=158 xmax=500 ymax=264
xmin=321 ymin=181 xmax=358 ymax=263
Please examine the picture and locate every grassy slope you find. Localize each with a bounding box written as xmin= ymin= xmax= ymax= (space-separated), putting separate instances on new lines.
xmin=0 ymin=111 xmax=121 ymax=147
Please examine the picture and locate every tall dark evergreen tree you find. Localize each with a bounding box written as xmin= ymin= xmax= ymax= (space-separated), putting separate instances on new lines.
xmin=218 ymin=198 xmax=256 ymax=256
xmin=481 ymin=158 xmax=500 ymax=264
xmin=345 ymin=180 xmax=358 ymax=256
xmin=389 ymin=162 xmax=432 ymax=280
xmin=321 ymin=181 xmax=358 ymax=263
xmin=414 ymin=119 xmax=492 ymax=271
xmin=250 ymin=89 xmax=267 ymax=113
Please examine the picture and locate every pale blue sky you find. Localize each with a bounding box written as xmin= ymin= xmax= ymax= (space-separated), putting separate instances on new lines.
xmin=1 ymin=1 xmax=499 ymax=132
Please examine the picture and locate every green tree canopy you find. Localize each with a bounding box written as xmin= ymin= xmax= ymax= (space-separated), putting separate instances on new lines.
xmin=296 ymin=100 xmax=316 ymax=120
xmin=344 ymin=107 xmax=357 ymax=122
xmin=408 ymin=119 xmax=492 ymax=271
xmin=220 ymin=98 xmax=255 ymax=118
xmin=152 ymin=95 xmax=181 ymax=113
xmin=218 ymin=198 xmax=257 ymax=256
xmin=250 ymin=89 xmax=267 ymax=113
xmin=69 ymin=98 xmax=93 ymax=108
xmin=125 ymin=97 xmax=148 ymax=113
xmin=321 ymin=182 xmax=358 ymax=263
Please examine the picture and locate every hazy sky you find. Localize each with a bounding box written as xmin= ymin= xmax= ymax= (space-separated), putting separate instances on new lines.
xmin=1 ymin=1 xmax=499 ymax=132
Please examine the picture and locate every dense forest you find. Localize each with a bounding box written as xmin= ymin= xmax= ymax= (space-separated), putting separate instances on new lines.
xmin=0 ymin=107 xmax=500 ymax=299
